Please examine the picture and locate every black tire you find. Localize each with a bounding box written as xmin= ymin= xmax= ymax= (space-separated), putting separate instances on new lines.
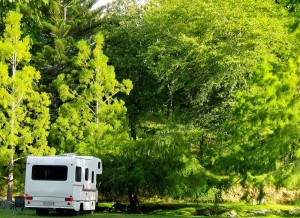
xmin=71 ymin=209 xmax=80 ymax=216
xmin=56 ymin=208 xmax=65 ymax=215
xmin=36 ymin=208 xmax=49 ymax=215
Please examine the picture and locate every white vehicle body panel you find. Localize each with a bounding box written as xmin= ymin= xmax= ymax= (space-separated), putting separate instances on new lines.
xmin=24 ymin=154 xmax=102 ymax=212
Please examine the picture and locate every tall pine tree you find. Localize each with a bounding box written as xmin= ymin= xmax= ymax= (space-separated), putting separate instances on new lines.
xmin=0 ymin=11 xmax=54 ymax=201
xmin=50 ymin=33 xmax=132 ymax=155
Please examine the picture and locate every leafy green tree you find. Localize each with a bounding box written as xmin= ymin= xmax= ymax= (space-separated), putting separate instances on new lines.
xmin=141 ymin=0 xmax=296 ymax=186
xmin=98 ymin=0 xmax=160 ymax=140
xmin=144 ymin=0 xmax=295 ymax=117
xmin=276 ymin=0 xmax=300 ymax=13
xmin=101 ymin=122 xmax=207 ymax=206
xmin=50 ymin=33 xmax=132 ymax=155
xmin=98 ymin=0 xmax=298 ymax=201
xmin=0 ymin=11 xmax=54 ymax=201
xmin=220 ymin=56 xmax=300 ymax=184
xmin=0 ymin=0 xmax=49 ymax=44
xmin=34 ymin=0 xmax=74 ymax=87
xmin=32 ymin=0 xmax=105 ymax=125
xmin=34 ymin=0 xmax=103 ymax=84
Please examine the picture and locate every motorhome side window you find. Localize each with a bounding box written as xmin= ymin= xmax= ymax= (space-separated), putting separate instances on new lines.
xmin=32 ymin=165 xmax=68 ymax=181
xmin=75 ymin=166 xmax=81 ymax=182
xmin=85 ymin=168 xmax=89 ymax=181
xmin=92 ymin=171 xmax=94 ymax=183
xmin=98 ymin=162 xmax=100 ymax=169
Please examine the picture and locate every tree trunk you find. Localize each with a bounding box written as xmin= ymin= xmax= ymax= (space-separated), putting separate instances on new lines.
xmin=257 ymin=184 xmax=265 ymax=205
xmin=130 ymin=119 xmax=137 ymax=140
xmin=7 ymin=52 xmax=16 ymax=202
xmin=7 ymin=157 xmax=14 ymax=202
xmin=214 ymin=188 xmax=222 ymax=206
xmin=128 ymin=192 xmax=139 ymax=210
xmin=128 ymin=111 xmax=137 ymax=140
xmin=63 ymin=5 xmax=67 ymax=24
xmin=96 ymin=98 xmax=99 ymax=125
xmin=167 ymin=81 xmax=173 ymax=117
xmin=199 ymin=134 xmax=204 ymax=160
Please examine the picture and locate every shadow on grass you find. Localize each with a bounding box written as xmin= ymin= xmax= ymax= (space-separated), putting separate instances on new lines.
xmin=2 ymin=203 xmax=300 ymax=217
xmin=98 ymin=202 xmax=300 ymax=217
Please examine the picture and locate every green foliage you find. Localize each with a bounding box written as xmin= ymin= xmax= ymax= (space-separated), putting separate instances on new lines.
xmin=276 ymin=0 xmax=300 ymax=13
xmin=220 ymin=56 xmax=300 ymax=185
xmin=0 ymin=10 xmax=54 ymax=200
xmin=31 ymin=0 xmax=106 ymax=124
xmin=98 ymin=0 xmax=299 ymax=199
xmin=98 ymin=0 xmax=160 ymax=139
xmin=34 ymin=0 xmax=76 ymax=85
xmin=50 ymin=33 xmax=132 ymax=155
xmin=0 ymin=0 xmax=299 ymax=203
xmin=144 ymin=0 xmax=295 ymax=115
xmin=0 ymin=0 xmax=50 ymax=47
xmin=0 ymin=10 xmax=54 ymax=159
xmin=101 ymin=121 xmax=207 ymax=199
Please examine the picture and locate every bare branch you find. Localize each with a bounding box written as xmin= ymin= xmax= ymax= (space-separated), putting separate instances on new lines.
xmin=103 ymin=90 xmax=120 ymax=103
xmin=1 ymin=176 xmax=8 ymax=180
xmin=12 ymin=96 xmax=23 ymax=109
xmin=13 ymin=157 xmax=24 ymax=163
xmin=86 ymin=105 xmax=96 ymax=115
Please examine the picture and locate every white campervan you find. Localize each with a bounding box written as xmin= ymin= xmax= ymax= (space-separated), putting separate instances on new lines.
xmin=24 ymin=154 xmax=102 ymax=215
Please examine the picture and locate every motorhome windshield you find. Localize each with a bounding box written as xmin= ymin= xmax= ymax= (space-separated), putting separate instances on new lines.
xmin=32 ymin=165 xmax=68 ymax=181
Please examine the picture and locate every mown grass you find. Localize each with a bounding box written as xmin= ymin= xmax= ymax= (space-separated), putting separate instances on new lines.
xmin=1 ymin=202 xmax=300 ymax=217
xmin=99 ymin=202 xmax=300 ymax=217
xmin=0 ymin=208 xmax=201 ymax=218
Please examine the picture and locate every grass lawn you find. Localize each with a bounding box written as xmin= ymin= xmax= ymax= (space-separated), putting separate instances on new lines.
xmin=0 ymin=208 xmax=205 ymax=218
xmin=1 ymin=202 xmax=300 ymax=217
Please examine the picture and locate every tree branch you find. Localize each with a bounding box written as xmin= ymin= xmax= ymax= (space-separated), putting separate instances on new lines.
xmin=12 ymin=96 xmax=23 ymax=110
xmin=1 ymin=176 xmax=8 ymax=180
xmin=86 ymin=104 xmax=96 ymax=115
xmin=13 ymin=157 xmax=24 ymax=163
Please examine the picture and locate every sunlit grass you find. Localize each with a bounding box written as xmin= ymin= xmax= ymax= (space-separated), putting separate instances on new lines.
xmin=1 ymin=202 xmax=300 ymax=217
xmin=0 ymin=208 xmax=205 ymax=218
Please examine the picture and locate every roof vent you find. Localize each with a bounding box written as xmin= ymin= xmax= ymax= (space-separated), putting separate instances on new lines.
xmin=60 ymin=153 xmax=77 ymax=157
